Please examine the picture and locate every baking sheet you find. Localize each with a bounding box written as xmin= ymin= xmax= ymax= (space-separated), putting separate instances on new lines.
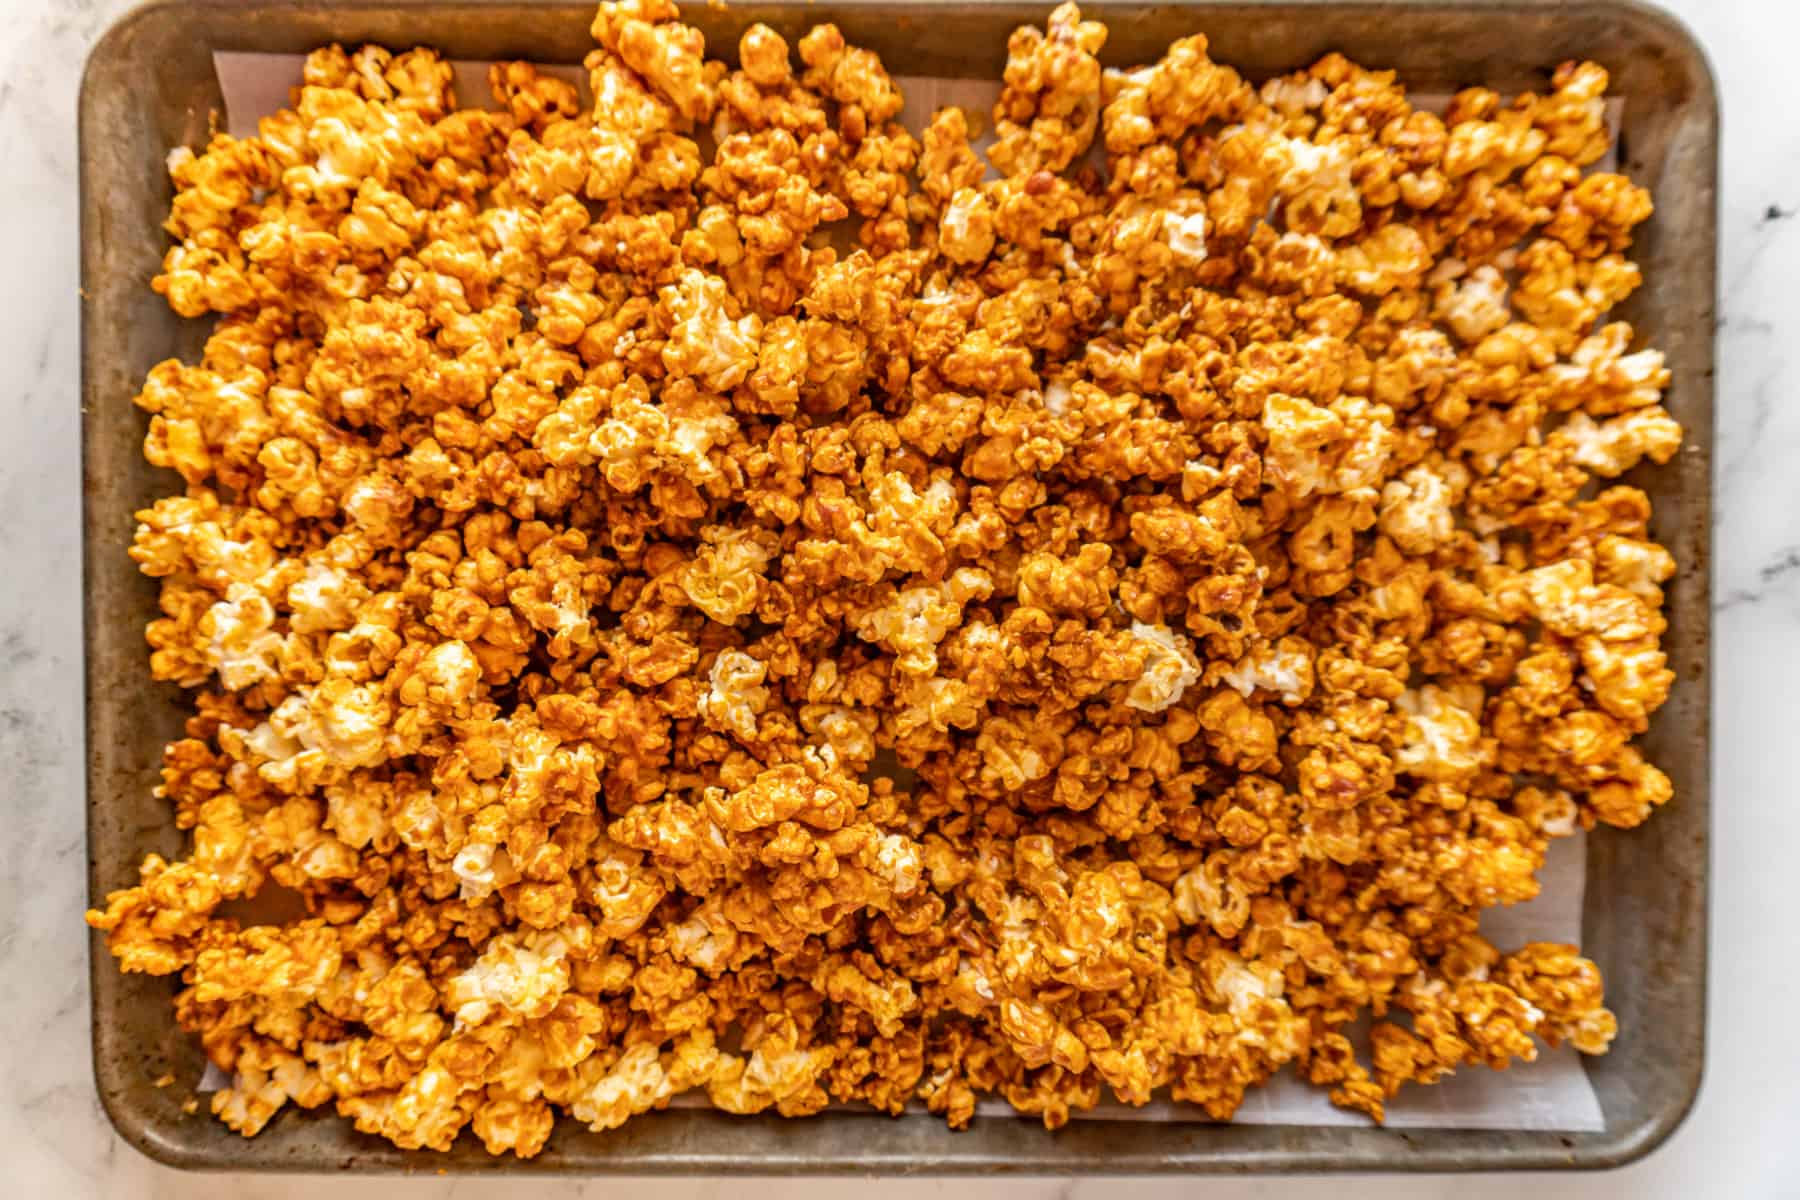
xmin=203 ymin=48 xmax=1607 ymax=1133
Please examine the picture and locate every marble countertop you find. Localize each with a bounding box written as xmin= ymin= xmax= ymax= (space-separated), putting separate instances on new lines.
xmin=5 ymin=0 xmax=1795 ymax=1195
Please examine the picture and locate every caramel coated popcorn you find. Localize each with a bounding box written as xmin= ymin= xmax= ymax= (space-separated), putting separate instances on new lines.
xmin=91 ymin=2 xmax=1682 ymax=1154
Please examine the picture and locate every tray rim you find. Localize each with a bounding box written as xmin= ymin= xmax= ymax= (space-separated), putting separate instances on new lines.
xmin=80 ymin=0 xmax=1717 ymax=1174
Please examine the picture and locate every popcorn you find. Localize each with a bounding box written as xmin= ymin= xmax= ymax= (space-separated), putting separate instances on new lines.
xmin=92 ymin=5 xmax=1676 ymax=1155
xmin=853 ymin=569 xmax=994 ymax=677
xmin=661 ymin=268 xmax=762 ymax=392
xmin=203 ymin=584 xmax=285 ymax=690
xmin=697 ymin=647 xmax=771 ymax=742
xmin=681 ymin=526 xmax=772 ymax=624
xmin=1125 ymin=622 xmax=1201 ymax=713
xmin=286 ymin=562 xmax=366 ymax=634
xmin=1553 ymin=408 xmax=1684 ymax=477
xmin=1219 ymin=637 xmax=1314 ymax=705
xmin=213 ymin=1045 xmax=332 ymax=1136
xmin=1165 ymin=210 xmax=1209 ymax=265
xmin=1378 ymin=463 xmax=1461 ymax=555
xmin=445 ymin=934 xmax=571 ymax=1027
xmin=570 ymin=1042 xmax=676 ymax=1131
xmin=938 ymin=188 xmax=997 ymax=264
xmin=1395 ymin=684 xmax=1491 ymax=782
xmin=1436 ymin=264 xmax=1512 ymax=342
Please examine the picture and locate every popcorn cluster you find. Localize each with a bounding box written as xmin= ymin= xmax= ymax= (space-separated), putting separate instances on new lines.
xmin=90 ymin=0 xmax=1679 ymax=1155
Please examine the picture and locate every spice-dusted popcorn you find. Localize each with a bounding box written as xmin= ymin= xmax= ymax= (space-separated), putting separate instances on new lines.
xmin=90 ymin=0 xmax=1681 ymax=1155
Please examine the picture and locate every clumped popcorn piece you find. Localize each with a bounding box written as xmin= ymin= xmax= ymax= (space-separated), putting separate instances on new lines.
xmin=697 ymin=647 xmax=771 ymax=742
xmin=92 ymin=3 xmax=1680 ymax=1156
xmin=1125 ymin=622 xmax=1201 ymax=713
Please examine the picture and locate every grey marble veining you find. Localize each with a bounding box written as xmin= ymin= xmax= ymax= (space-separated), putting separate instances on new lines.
xmin=5 ymin=0 xmax=1797 ymax=1195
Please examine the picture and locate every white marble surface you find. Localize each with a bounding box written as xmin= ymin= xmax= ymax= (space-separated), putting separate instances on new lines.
xmin=4 ymin=0 xmax=1796 ymax=1194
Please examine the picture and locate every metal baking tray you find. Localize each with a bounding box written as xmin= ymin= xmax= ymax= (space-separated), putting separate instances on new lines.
xmin=81 ymin=0 xmax=1716 ymax=1173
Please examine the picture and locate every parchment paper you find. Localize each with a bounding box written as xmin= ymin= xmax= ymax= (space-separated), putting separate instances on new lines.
xmin=202 ymin=49 xmax=1609 ymax=1132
